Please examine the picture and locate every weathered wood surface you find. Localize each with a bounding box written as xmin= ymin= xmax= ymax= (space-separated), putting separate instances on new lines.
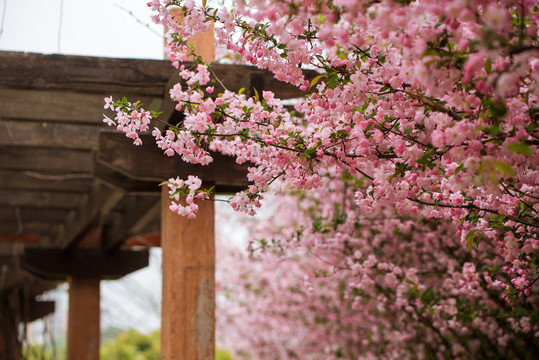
xmin=22 ymin=300 xmax=55 ymax=323
xmin=0 ymin=190 xmax=82 ymax=209
xmin=0 ymin=170 xmax=92 ymax=193
xmin=93 ymin=156 xmax=162 ymax=194
xmin=0 ymin=208 xmax=68 ymax=223
xmin=0 ymin=221 xmax=57 ymax=237
xmin=0 ymin=51 xmax=316 ymax=100
xmin=0 ymin=146 xmax=93 ymax=173
xmin=161 ymin=188 xmax=215 ymax=360
xmin=66 ymin=277 xmax=100 ymax=360
xmin=0 ymin=89 xmax=156 ymax=123
xmin=104 ymin=196 xmax=161 ymax=250
xmin=98 ymin=131 xmax=249 ymax=190
xmin=21 ymin=247 xmax=149 ymax=279
xmin=49 ymin=181 xmax=123 ymax=248
xmin=0 ymin=120 xmax=101 ymax=149
xmin=0 ymin=52 xmax=173 ymax=95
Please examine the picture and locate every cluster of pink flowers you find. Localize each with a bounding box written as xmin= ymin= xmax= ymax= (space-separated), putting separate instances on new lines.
xmin=217 ymin=182 xmax=539 ymax=359
xmin=103 ymin=96 xmax=152 ymax=146
xmin=104 ymin=0 xmax=538 ymax=357
xmin=166 ymin=175 xmax=208 ymax=219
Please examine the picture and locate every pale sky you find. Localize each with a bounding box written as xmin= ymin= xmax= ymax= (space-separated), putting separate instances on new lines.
xmin=0 ymin=0 xmax=164 ymax=59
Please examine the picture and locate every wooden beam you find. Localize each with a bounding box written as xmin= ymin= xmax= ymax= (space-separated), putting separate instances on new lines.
xmin=98 ymin=131 xmax=249 ymax=191
xmin=159 ymin=64 xmax=312 ymax=127
xmin=0 ymin=220 xmax=58 ymax=236
xmin=104 ymin=196 xmax=161 ymax=250
xmin=0 ymin=170 xmax=92 ymax=193
xmin=22 ymin=300 xmax=55 ymax=322
xmin=0 ymin=120 xmax=101 ymax=149
xmin=0 ymin=234 xmax=42 ymax=243
xmin=0 ymin=51 xmax=174 ymax=95
xmin=0 ymin=89 xmax=139 ymax=123
xmin=0 ymin=189 xmax=81 ymax=209
xmin=0 ymin=146 xmax=93 ymax=173
xmin=161 ymin=188 xmax=215 ymax=360
xmin=0 ymin=208 xmax=68 ymax=223
xmin=0 ymin=52 xmax=316 ymax=100
xmin=124 ymin=233 xmax=161 ymax=247
xmin=49 ymin=181 xmax=124 ymax=248
xmin=20 ymin=247 xmax=149 ymax=279
xmin=93 ymin=155 xmax=162 ymax=194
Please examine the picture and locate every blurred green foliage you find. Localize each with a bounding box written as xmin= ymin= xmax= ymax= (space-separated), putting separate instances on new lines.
xmin=101 ymin=329 xmax=233 ymax=360
xmin=101 ymin=329 xmax=160 ymax=360
xmin=23 ymin=328 xmax=232 ymax=359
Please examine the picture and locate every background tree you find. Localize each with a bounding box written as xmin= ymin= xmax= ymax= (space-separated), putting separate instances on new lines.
xmin=106 ymin=0 xmax=538 ymax=358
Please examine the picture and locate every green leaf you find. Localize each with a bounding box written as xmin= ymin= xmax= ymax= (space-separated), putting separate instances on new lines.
xmin=507 ymin=142 xmax=532 ymax=156
xmin=420 ymin=49 xmax=442 ymax=58
xmin=238 ymin=87 xmax=245 ymax=95
xmin=466 ymin=230 xmax=477 ymax=251
xmin=420 ymin=286 xmax=434 ymax=304
xmin=309 ymin=74 xmax=325 ymax=89
xmin=493 ymin=161 xmax=516 ymax=176
xmin=416 ymin=148 xmax=435 ymax=165
xmin=327 ymin=73 xmax=339 ymax=88
xmin=253 ymin=87 xmax=260 ymax=103
xmin=485 ymin=98 xmax=508 ymax=118
xmin=487 ymin=124 xmax=502 ymax=136
xmin=485 ymin=57 xmax=492 ymax=74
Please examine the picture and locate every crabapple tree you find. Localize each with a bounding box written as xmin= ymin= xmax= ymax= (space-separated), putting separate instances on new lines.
xmin=105 ymin=0 xmax=538 ymax=358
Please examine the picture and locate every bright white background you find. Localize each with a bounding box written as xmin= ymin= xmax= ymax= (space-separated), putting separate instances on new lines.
xmin=0 ymin=0 xmax=164 ymax=59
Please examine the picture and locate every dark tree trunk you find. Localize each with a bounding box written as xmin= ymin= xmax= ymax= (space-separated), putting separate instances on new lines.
xmin=0 ymin=290 xmax=22 ymax=360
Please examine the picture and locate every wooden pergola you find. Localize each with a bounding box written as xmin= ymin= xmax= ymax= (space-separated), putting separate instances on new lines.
xmin=0 ymin=51 xmax=308 ymax=359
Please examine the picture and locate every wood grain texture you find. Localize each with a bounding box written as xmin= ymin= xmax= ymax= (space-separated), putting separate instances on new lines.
xmin=0 ymin=51 xmax=173 ymax=95
xmin=0 ymin=146 xmax=93 ymax=173
xmin=66 ymin=277 xmax=100 ymax=360
xmin=0 ymin=170 xmax=92 ymax=193
xmin=0 ymin=189 xmax=81 ymax=209
xmin=0 ymin=51 xmax=315 ymax=100
xmin=161 ymin=187 xmax=215 ymax=360
xmin=0 ymin=88 xmax=155 ymax=123
xmin=49 ymin=181 xmax=124 ymax=248
xmin=0 ymin=120 xmax=101 ymax=149
xmin=98 ymin=131 xmax=249 ymax=189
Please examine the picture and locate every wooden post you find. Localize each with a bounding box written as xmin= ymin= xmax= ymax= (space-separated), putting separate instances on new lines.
xmin=66 ymin=225 xmax=102 ymax=360
xmin=168 ymin=6 xmax=215 ymax=62
xmin=162 ymin=4 xmax=216 ymax=359
xmin=161 ymin=188 xmax=215 ymax=360
xmin=66 ymin=277 xmax=100 ymax=360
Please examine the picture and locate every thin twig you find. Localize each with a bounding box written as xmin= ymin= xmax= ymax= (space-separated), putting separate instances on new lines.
xmin=114 ymin=3 xmax=163 ymax=38
xmin=0 ymin=0 xmax=7 ymax=40
xmin=57 ymin=0 xmax=64 ymax=53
